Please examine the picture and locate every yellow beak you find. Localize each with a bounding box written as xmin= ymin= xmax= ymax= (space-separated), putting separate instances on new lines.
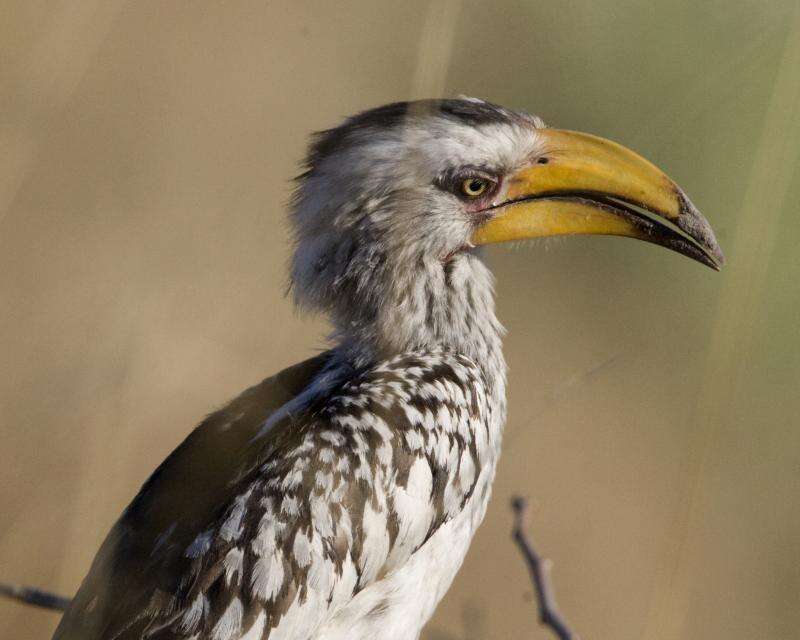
xmin=471 ymin=129 xmax=725 ymax=270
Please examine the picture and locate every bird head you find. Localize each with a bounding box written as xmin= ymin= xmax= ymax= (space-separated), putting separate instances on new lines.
xmin=290 ymin=98 xmax=723 ymax=358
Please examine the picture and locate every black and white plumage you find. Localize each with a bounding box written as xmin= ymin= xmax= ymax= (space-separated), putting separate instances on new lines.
xmin=52 ymin=98 xmax=722 ymax=640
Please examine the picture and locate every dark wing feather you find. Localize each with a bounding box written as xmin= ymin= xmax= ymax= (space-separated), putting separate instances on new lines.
xmin=52 ymin=352 xmax=333 ymax=640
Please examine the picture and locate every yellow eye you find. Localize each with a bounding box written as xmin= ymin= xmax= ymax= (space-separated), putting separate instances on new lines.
xmin=461 ymin=177 xmax=489 ymax=198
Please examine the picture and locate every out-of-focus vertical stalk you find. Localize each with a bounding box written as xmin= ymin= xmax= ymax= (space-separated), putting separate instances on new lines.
xmin=643 ymin=6 xmax=800 ymax=639
xmin=410 ymin=0 xmax=461 ymax=99
xmin=0 ymin=2 xmax=125 ymax=226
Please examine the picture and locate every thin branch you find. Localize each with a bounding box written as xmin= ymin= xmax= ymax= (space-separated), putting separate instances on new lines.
xmin=511 ymin=496 xmax=579 ymax=640
xmin=0 ymin=582 xmax=71 ymax=612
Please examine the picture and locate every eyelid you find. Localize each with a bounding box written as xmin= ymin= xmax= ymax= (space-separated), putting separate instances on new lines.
xmin=461 ymin=168 xmax=496 ymax=182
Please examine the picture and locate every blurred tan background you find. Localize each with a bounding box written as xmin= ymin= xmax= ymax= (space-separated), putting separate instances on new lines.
xmin=1 ymin=1 xmax=799 ymax=639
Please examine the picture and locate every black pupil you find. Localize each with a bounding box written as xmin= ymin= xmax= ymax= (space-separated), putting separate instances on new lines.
xmin=468 ymin=179 xmax=484 ymax=193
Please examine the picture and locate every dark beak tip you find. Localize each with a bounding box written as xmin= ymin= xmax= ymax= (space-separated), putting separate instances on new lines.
xmin=676 ymin=189 xmax=725 ymax=271
xmin=704 ymin=241 xmax=725 ymax=270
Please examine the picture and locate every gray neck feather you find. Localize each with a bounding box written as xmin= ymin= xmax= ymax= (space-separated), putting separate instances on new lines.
xmin=329 ymin=250 xmax=506 ymax=395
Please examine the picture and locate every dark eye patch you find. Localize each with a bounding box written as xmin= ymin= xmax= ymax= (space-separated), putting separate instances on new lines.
xmin=434 ymin=165 xmax=500 ymax=200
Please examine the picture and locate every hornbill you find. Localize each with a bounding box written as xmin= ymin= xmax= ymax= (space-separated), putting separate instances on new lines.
xmin=15 ymin=98 xmax=726 ymax=640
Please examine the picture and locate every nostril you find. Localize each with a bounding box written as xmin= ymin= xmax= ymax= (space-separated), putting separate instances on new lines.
xmin=537 ymin=157 xmax=549 ymax=165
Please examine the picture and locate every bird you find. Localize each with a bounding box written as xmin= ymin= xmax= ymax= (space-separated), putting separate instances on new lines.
xmin=42 ymin=98 xmax=722 ymax=640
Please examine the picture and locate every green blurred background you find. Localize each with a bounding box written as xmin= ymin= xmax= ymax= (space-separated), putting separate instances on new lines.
xmin=1 ymin=1 xmax=798 ymax=638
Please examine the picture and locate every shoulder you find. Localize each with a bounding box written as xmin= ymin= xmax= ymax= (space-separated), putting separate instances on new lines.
xmin=54 ymin=349 xmax=489 ymax=640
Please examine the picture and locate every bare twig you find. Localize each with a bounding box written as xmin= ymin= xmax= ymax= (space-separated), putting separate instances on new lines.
xmin=511 ymin=497 xmax=578 ymax=640
xmin=0 ymin=582 xmax=71 ymax=612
